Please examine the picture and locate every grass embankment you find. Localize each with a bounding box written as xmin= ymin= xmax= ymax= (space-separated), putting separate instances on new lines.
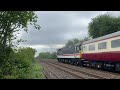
xmin=32 ymin=60 xmax=45 ymax=79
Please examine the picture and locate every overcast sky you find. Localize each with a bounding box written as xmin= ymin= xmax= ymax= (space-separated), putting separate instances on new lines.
xmin=18 ymin=11 xmax=120 ymax=57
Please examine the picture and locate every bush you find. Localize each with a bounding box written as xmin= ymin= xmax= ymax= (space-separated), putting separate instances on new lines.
xmin=2 ymin=47 xmax=45 ymax=79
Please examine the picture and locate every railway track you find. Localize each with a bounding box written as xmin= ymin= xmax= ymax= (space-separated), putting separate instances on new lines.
xmin=41 ymin=60 xmax=105 ymax=79
xmin=43 ymin=64 xmax=60 ymax=79
xmin=42 ymin=61 xmax=84 ymax=79
xmin=41 ymin=59 xmax=120 ymax=79
xmin=59 ymin=62 xmax=120 ymax=79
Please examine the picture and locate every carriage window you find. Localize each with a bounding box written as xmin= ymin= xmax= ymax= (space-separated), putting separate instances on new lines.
xmin=111 ymin=39 xmax=120 ymax=48
xmin=89 ymin=44 xmax=95 ymax=51
xmin=82 ymin=46 xmax=87 ymax=51
xmin=75 ymin=46 xmax=79 ymax=53
xmin=98 ymin=42 xmax=107 ymax=49
xmin=77 ymin=46 xmax=79 ymax=50
xmin=75 ymin=47 xmax=76 ymax=51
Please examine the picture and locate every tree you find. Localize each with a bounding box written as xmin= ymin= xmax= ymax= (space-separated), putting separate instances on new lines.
xmin=65 ymin=40 xmax=74 ymax=47
xmin=0 ymin=11 xmax=40 ymax=47
xmin=37 ymin=52 xmax=57 ymax=59
xmin=88 ymin=14 xmax=120 ymax=38
xmin=65 ymin=38 xmax=80 ymax=47
xmin=51 ymin=52 xmax=57 ymax=59
xmin=38 ymin=52 xmax=48 ymax=59
xmin=65 ymin=37 xmax=90 ymax=47
xmin=0 ymin=11 xmax=40 ymax=78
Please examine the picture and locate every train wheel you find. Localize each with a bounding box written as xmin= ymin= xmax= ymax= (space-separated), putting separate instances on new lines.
xmin=63 ymin=59 xmax=65 ymax=63
xmin=59 ymin=59 xmax=61 ymax=62
xmin=74 ymin=61 xmax=79 ymax=66
xmin=96 ymin=62 xmax=103 ymax=70
xmin=96 ymin=64 xmax=101 ymax=70
xmin=62 ymin=59 xmax=63 ymax=62
xmin=65 ymin=59 xmax=68 ymax=63
xmin=68 ymin=59 xmax=71 ymax=64
xmin=64 ymin=59 xmax=66 ymax=63
xmin=72 ymin=60 xmax=74 ymax=65
xmin=115 ymin=63 xmax=120 ymax=72
xmin=76 ymin=61 xmax=79 ymax=66
xmin=70 ymin=60 xmax=74 ymax=65
xmin=79 ymin=61 xmax=83 ymax=66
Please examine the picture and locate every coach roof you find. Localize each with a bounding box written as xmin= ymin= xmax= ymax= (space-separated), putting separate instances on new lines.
xmin=82 ymin=31 xmax=120 ymax=45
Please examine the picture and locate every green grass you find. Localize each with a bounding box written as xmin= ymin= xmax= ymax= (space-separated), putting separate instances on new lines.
xmin=32 ymin=61 xmax=45 ymax=79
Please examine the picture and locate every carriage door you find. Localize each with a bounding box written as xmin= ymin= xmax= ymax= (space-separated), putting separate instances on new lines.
xmin=75 ymin=46 xmax=79 ymax=58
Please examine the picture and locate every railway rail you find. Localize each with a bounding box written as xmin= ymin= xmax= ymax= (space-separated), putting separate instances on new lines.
xmin=42 ymin=61 xmax=84 ymax=79
xmin=41 ymin=59 xmax=120 ymax=79
xmin=43 ymin=63 xmax=60 ymax=79
xmin=41 ymin=60 xmax=104 ymax=79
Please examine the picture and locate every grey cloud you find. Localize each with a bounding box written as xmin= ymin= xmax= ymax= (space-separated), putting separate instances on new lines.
xmin=19 ymin=11 xmax=120 ymax=55
xmin=20 ymin=11 xmax=91 ymax=46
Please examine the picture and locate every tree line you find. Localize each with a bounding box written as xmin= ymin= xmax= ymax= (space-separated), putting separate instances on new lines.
xmin=36 ymin=52 xmax=57 ymax=59
xmin=88 ymin=14 xmax=120 ymax=38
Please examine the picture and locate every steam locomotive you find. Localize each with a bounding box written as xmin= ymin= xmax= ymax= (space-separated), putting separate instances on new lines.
xmin=57 ymin=31 xmax=120 ymax=72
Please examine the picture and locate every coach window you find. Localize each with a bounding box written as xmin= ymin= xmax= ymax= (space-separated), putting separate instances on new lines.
xmin=77 ymin=46 xmax=79 ymax=50
xmin=98 ymin=42 xmax=107 ymax=50
xmin=82 ymin=46 xmax=87 ymax=51
xmin=111 ymin=39 xmax=120 ymax=48
xmin=89 ymin=44 xmax=95 ymax=51
xmin=75 ymin=47 xmax=76 ymax=51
